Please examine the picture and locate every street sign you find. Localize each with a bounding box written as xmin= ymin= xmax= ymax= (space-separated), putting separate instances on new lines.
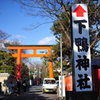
xmin=71 ymin=4 xmax=92 ymax=91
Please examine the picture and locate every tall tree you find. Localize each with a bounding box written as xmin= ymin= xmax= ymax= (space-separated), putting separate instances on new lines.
xmin=0 ymin=50 xmax=16 ymax=75
xmin=50 ymin=0 xmax=100 ymax=73
xmin=0 ymin=30 xmax=10 ymax=50
xmin=21 ymin=63 xmax=29 ymax=79
xmin=0 ymin=50 xmax=29 ymax=78
xmin=0 ymin=30 xmax=10 ymax=43
xmin=15 ymin=0 xmax=100 ymax=58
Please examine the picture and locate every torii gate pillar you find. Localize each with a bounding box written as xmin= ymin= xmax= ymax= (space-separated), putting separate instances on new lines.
xmin=16 ymin=49 xmax=22 ymax=79
xmin=6 ymin=45 xmax=54 ymax=80
xmin=48 ymin=61 xmax=54 ymax=78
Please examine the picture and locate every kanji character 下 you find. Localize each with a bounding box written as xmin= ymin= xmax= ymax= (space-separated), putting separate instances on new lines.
xmin=74 ymin=20 xmax=87 ymax=34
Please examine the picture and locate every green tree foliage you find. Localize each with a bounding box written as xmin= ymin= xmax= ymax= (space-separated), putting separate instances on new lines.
xmin=51 ymin=0 xmax=100 ymax=58
xmin=88 ymin=0 xmax=100 ymax=58
xmin=21 ymin=63 xmax=29 ymax=79
xmin=0 ymin=50 xmax=16 ymax=75
xmin=50 ymin=0 xmax=100 ymax=73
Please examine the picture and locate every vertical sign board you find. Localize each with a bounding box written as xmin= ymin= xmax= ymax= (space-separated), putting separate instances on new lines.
xmin=71 ymin=4 xmax=92 ymax=91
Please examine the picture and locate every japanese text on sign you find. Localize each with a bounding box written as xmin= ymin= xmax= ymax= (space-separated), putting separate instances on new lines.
xmin=71 ymin=4 xmax=92 ymax=91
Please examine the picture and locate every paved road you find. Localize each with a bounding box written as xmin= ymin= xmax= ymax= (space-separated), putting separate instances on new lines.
xmin=2 ymin=85 xmax=59 ymax=100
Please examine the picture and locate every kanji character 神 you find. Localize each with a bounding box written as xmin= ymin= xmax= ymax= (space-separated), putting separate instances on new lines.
xmin=76 ymin=55 xmax=89 ymax=71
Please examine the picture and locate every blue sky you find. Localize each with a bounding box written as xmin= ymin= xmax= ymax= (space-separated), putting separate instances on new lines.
xmin=0 ymin=0 xmax=56 ymax=61
xmin=0 ymin=0 xmax=56 ymax=45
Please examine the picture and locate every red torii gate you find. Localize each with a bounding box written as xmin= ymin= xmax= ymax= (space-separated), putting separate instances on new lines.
xmin=6 ymin=45 xmax=54 ymax=80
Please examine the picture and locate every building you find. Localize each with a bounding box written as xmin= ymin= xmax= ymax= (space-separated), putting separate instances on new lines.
xmin=0 ymin=73 xmax=16 ymax=95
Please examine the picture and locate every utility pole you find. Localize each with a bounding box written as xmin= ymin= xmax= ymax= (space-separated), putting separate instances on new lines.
xmin=60 ymin=34 xmax=63 ymax=99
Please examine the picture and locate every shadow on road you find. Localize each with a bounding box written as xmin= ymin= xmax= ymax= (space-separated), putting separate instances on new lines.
xmin=3 ymin=85 xmax=58 ymax=100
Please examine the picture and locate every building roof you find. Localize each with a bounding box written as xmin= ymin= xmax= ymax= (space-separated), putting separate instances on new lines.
xmin=91 ymin=59 xmax=100 ymax=65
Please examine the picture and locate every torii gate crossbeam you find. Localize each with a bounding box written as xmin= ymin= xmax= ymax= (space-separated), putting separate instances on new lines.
xmin=5 ymin=45 xmax=54 ymax=79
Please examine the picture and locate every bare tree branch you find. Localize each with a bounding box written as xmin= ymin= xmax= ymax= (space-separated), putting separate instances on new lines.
xmin=24 ymin=21 xmax=53 ymax=30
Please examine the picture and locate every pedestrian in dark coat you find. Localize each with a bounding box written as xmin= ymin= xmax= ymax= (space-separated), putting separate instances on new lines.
xmin=22 ymin=80 xmax=27 ymax=92
xmin=16 ymin=78 xmax=21 ymax=96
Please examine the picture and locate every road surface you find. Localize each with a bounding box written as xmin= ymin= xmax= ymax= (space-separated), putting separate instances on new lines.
xmin=3 ymin=85 xmax=59 ymax=100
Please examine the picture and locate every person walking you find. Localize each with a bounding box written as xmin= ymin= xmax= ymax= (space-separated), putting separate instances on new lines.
xmin=8 ymin=81 xmax=15 ymax=95
xmin=16 ymin=78 xmax=21 ymax=96
xmin=22 ymin=80 xmax=27 ymax=93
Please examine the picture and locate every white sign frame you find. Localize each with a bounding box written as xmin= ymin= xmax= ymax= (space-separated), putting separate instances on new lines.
xmin=71 ymin=4 xmax=92 ymax=91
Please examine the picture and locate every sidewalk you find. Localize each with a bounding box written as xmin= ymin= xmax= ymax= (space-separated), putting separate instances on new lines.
xmin=0 ymin=86 xmax=30 ymax=99
xmin=0 ymin=94 xmax=5 ymax=99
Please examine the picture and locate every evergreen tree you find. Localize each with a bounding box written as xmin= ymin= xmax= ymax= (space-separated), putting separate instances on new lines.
xmin=0 ymin=50 xmax=16 ymax=75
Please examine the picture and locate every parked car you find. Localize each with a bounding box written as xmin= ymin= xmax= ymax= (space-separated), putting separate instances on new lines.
xmin=42 ymin=78 xmax=57 ymax=94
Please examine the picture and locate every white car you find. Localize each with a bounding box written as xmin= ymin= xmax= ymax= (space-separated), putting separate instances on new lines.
xmin=42 ymin=78 xmax=57 ymax=93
